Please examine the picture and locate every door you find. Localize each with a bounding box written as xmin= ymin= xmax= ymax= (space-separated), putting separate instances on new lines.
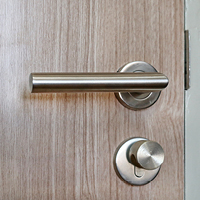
xmin=0 ymin=0 xmax=184 ymax=199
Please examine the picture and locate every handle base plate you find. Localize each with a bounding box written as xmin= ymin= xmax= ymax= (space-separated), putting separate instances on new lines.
xmin=115 ymin=61 xmax=161 ymax=110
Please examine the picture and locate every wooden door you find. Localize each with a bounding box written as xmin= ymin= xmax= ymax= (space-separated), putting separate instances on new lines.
xmin=0 ymin=0 xmax=184 ymax=199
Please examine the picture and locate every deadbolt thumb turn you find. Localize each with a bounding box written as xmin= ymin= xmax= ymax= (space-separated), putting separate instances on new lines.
xmin=29 ymin=61 xmax=168 ymax=110
xmin=113 ymin=137 xmax=164 ymax=185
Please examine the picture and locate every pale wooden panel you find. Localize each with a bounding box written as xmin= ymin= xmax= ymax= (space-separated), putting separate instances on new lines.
xmin=0 ymin=0 xmax=184 ymax=199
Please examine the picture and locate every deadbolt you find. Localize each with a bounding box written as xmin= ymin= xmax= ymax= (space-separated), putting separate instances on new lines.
xmin=113 ymin=137 xmax=164 ymax=186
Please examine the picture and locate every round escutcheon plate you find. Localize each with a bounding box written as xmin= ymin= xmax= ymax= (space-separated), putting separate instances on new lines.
xmin=113 ymin=137 xmax=161 ymax=186
xmin=114 ymin=61 xmax=161 ymax=110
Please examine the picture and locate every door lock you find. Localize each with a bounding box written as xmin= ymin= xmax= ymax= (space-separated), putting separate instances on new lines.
xmin=113 ymin=137 xmax=164 ymax=185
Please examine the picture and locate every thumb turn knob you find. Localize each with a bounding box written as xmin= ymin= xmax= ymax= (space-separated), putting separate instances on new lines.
xmin=113 ymin=137 xmax=165 ymax=185
xmin=129 ymin=140 xmax=164 ymax=170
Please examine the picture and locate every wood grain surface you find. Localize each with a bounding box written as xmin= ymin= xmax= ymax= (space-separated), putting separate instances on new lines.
xmin=0 ymin=0 xmax=184 ymax=199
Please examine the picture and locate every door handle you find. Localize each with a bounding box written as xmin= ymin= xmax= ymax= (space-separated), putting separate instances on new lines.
xmin=29 ymin=61 xmax=168 ymax=110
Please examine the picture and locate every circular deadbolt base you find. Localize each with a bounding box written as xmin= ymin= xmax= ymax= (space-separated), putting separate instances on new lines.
xmin=113 ymin=137 xmax=161 ymax=186
xmin=115 ymin=61 xmax=161 ymax=110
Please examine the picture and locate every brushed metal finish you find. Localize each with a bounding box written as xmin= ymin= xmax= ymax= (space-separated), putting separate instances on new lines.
xmin=115 ymin=61 xmax=164 ymax=110
xmin=129 ymin=140 xmax=164 ymax=170
xmin=29 ymin=61 xmax=168 ymax=110
xmin=113 ymin=137 xmax=163 ymax=186
xmin=30 ymin=73 xmax=168 ymax=93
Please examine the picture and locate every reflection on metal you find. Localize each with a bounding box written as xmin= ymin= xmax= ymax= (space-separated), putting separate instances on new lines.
xmin=129 ymin=140 xmax=164 ymax=170
xmin=185 ymin=30 xmax=190 ymax=90
xmin=114 ymin=61 xmax=167 ymax=110
xmin=113 ymin=137 xmax=164 ymax=186
xmin=29 ymin=61 xmax=168 ymax=110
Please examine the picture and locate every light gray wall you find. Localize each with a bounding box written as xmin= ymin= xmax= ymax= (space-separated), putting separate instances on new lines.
xmin=185 ymin=0 xmax=200 ymax=199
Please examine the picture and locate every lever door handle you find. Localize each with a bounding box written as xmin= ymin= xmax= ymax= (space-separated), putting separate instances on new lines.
xmin=30 ymin=73 xmax=167 ymax=93
xmin=29 ymin=61 xmax=168 ymax=110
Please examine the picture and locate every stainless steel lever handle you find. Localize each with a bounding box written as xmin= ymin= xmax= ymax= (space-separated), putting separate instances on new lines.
xmin=29 ymin=73 xmax=168 ymax=93
xmin=29 ymin=61 xmax=168 ymax=110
